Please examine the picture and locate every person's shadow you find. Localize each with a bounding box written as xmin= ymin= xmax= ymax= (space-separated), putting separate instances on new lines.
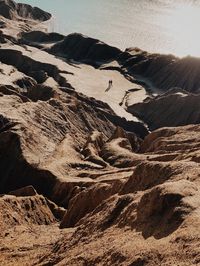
xmin=105 ymin=80 xmax=113 ymax=92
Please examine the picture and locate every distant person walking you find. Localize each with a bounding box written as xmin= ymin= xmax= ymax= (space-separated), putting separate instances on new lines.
xmin=105 ymin=80 xmax=113 ymax=92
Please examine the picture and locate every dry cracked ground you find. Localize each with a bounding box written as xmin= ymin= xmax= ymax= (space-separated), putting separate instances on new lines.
xmin=0 ymin=0 xmax=200 ymax=265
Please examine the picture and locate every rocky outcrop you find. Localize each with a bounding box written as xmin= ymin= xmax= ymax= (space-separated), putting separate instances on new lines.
xmin=0 ymin=93 xmax=115 ymax=196
xmin=0 ymin=0 xmax=51 ymax=21
xmin=60 ymin=181 xmax=123 ymax=228
xmin=20 ymin=30 xmax=64 ymax=48
xmin=0 ymin=49 xmax=70 ymax=87
xmin=140 ymin=124 xmax=200 ymax=158
xmin=127 ymin=88 xmax=200 ymax=130
xmin=21 ymin=30 xmax=64 ymax=42
xmin=121 ymin=48 xmax=200 ymax=93
xmin=40 ymin=124 xmax=200 ymax=266
xmin=48 ymin=33 xmax=121 ymax=64
xmin=0 ymin=194 xmax=56 ymax=235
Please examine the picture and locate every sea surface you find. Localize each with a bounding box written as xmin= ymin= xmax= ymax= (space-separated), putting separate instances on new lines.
xmin=16 ymin=0 xmax=200 ymax=57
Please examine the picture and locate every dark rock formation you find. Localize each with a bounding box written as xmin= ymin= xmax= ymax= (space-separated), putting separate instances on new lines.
xmin=121 ymin=48 xmax=200 ymax=93
xmin=20 ymin=31 xmax=64 ymax=49
xmin=103 ymin=111 xmax=149 ymax=138
xmin=127 ymin=88 xmax=200 ymax=130
xmin=21 ymin=30 xmax=64 ymax=43
xmin=8 ymin=185 xmax=37 ymax=197
xmin=0 ymin=0 xmax=51 ymax=21
xmin=49 ymin=33 xmax=121 ymax=64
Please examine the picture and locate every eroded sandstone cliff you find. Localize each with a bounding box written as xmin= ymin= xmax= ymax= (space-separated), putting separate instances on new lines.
xmin=0 ymin=1 xmax=200 ymax=265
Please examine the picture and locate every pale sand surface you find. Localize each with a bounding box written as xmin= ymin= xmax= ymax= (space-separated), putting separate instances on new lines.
xmin=5 ymin=44 xmax=147 ymax=121
xmin=65 ymin=64 xmax=147 ymax=121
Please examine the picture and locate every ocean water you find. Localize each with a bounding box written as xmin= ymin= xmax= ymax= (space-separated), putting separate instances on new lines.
xmin=16 ymin=0 xmax=200 ymax=57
